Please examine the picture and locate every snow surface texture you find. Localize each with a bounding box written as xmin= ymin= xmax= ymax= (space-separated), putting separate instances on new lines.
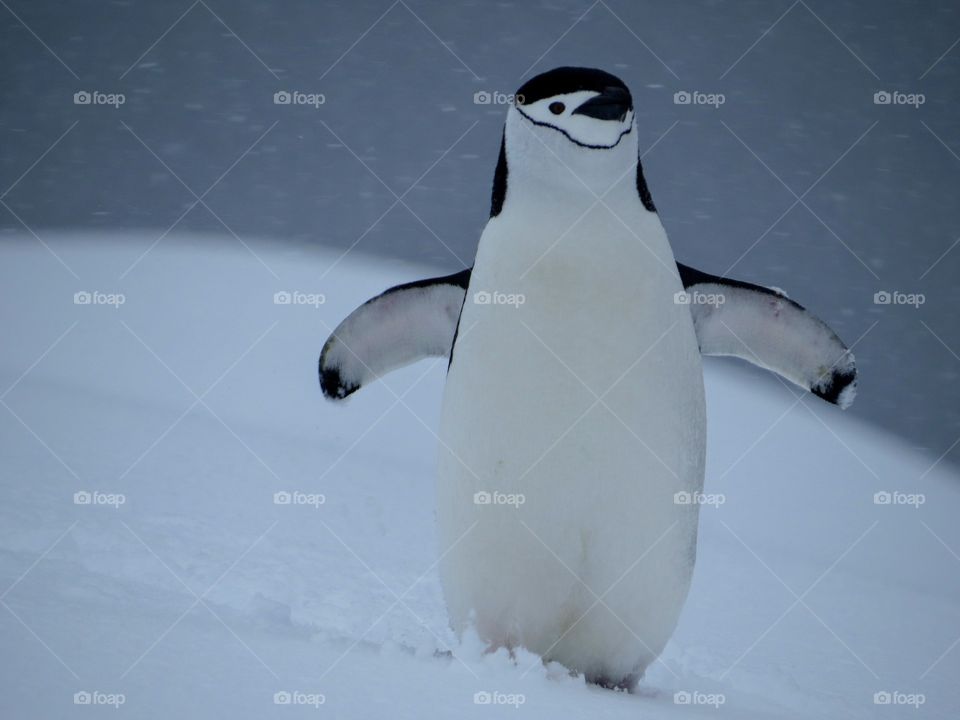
xmin=0 ymin=233 xmax=958 ymax=718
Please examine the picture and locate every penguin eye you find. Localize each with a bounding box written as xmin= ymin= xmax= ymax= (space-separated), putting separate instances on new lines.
xmin=549 ymin=102 xmax=565 ymax=115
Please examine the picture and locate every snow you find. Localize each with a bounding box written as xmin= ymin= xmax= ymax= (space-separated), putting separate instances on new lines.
xmin=0 ymin=232 xmax=958 ymax=718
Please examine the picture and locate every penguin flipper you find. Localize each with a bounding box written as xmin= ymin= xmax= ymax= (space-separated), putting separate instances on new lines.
xmin=677 ymin=262 xmax=857 ymax=409
xmin=319 ymin=269 xmax=471 ymax=400
xmin=320 ymin=263 xmax=858 ymax=408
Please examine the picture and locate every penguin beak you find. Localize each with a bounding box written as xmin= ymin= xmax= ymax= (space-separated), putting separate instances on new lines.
xmin=572 ymin=86 xmax=631 ymax=122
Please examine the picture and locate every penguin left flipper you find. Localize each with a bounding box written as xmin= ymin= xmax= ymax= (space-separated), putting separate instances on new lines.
xmin=319 ymin=268 xmax=470 ymax=399
xmin=676 ymin=263 xmax=857 ymax=409
xmin=319 ymin=263 xmax=856 ymax=408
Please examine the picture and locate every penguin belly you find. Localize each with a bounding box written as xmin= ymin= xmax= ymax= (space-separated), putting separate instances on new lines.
xmin=437 ymin=198 xmax=706 ymax=685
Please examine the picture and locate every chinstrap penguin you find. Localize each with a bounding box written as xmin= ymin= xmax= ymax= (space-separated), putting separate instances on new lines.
xmin=318 ymin=67 xmax=857 ymax=690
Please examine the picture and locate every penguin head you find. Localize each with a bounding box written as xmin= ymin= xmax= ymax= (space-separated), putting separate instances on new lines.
xmin=492 ymin=67 xmax=642 ymax=211
xmin=512 ymin=67 xmax=635 ymax=151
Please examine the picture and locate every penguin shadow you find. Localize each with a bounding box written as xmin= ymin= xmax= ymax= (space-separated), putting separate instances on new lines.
xmin=430 ymin=640 xmax=684 ymax=702
xmin=440 ymin=641 xmax=659 ymax=697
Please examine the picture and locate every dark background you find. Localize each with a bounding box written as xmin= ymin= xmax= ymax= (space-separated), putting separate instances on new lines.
xmin=2 ymin=0 xmax=959 ymax=466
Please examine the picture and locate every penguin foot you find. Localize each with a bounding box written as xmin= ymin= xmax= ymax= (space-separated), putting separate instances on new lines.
xmin=588 ymin=672 xmax=640 ymax=693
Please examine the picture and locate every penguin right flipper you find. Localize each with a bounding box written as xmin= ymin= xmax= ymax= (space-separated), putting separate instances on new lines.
xmin=319 ymin=269 xmax=470 ymax=400
xmin=676 ymin=263 xmax=857 ymax=409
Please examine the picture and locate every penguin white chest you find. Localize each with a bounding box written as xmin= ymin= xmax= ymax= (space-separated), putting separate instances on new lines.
xmin=436 ymin=195 xmax=706 ymax=684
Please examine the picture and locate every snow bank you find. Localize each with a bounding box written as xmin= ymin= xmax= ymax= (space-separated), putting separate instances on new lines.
xmin=0 ymin=233 xmax=956 ymax=718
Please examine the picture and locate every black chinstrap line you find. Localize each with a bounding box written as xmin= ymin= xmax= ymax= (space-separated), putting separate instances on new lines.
xmin=515 ymin=107 xmax=634 ymax=150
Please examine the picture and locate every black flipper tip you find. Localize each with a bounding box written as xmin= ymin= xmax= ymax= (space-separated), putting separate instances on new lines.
xmin=813 ymin=366 xmax=858 ymax=409
xmin=319 ymin=363 xmax=359 ymax=401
